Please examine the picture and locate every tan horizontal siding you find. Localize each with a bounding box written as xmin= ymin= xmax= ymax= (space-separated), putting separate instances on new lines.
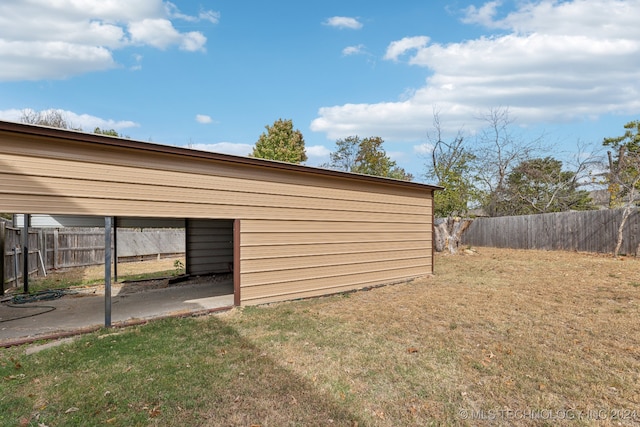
xmin=239 ymin=220 xmax=430 ymax=233
xmin=0 ymin=173 xmax=430 ymax=216
xmin=241 ymin=232 xmax=428 ymax=246
xmin=0 ymin=141 xmax=432 ymax=204
xmin=241 ymin=267 xmax=428 ymax=305
xmin=241 ymin=240 xmax=430 ymax=259
xmin=242 ymin=249 xmax=430 ymax=273
xmin=0 ymin=193 xmax=430 ymax=223
xmin=238 ymin=218 xmax=432 ymax=305
xmin=241 ymin=258 xmax=429 ymax=286
xmin=2 ymin=155 xmax=430 ymax=206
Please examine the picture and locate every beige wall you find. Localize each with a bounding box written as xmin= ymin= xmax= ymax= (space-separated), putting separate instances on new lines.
xmin=0 ymin=123 xmax=434 ymax=305
xmin=239 ymin=219 xmax=431 ymax=305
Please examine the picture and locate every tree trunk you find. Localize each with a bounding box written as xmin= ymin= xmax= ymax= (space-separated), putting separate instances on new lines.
xmin=434 ymin=217 xmax=473 ymax=254
xmin=613 ymin=205 xmax=632 ymax=258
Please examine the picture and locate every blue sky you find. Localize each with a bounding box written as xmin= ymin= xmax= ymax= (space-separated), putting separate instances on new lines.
xmin=1 ymin=0 xmax=639 ymax=182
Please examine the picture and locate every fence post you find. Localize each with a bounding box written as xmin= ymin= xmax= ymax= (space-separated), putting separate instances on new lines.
xmin=104 ymin=216 xmax=112 ymax=328
xmin=38 ymin=229 xmax=45 ymax=272
xmin=53 ymin=228 xmax=58 ymax=269
xmin=0 ymin=221 xmax=5 ymax=296
xmin=14 ymin=247 xmax=20 ymax=287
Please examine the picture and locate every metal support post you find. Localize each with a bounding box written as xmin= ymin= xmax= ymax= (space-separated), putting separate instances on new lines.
xmin=22 ymin=214 xmax=29 ymax=293
xmin=104 ymin=216 xmax=112 ymax=327
xmin=113 ymin=216 xmax=118 ymax=282
xmin=0 ymin=221 xmax=5 ymax=296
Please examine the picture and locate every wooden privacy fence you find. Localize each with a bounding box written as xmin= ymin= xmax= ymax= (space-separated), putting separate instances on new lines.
xmin=1 ymin=222 xmax=43 ymax=292
xmin=2 ymin=224 xmax=185 ymax=291
xmin=461 ymin=208 xmax=640 ymax=255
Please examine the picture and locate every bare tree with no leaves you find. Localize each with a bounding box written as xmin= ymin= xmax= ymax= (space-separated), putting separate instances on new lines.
xmin=20 ymin=109 xmax=80 ymax=130
xmin=473 ymin=107 xmax=545 ymax=217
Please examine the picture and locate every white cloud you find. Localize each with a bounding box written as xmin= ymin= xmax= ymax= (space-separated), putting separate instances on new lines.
xmin=195 ymin=114 xmax=213 ymax=124
xmin=128 ymin=19 xmax=206 ymax=51
xmin=131 ymin=53 xmax=143 ymax=71
xmin=180 ymin=31 xmax=207 ymax=52
xmin=323 ymin=16 xmax=363 ymax=30
xmin=188 ymin=142 xmax=254 ymax=157
xmin=387 ymin=150 xmax=406 ymax=162
xmin=0 ymin=41 xmax=117 ymax=80
xmin=165 ymin=2 xmax=220 ymax=24
xmin=461 ymin=1 xmax=503 ymax=27
xmin=198 ymin=10 xmax=222 ymax=24
xmin=0 ymin=108 xmax=139 ymax=131
xmin=312 ymin=0 xmax=640 ymax=141
xmin=342 ymin=44 xmax=365 ymax=56
xmin=383 ymin=36 xmax=429 ymax=61
xmin=413 ymin=143 xmax=434 ymax=155
xmin=0 ymin=0 xmax=218 ymax=81
xmin=306 ymin=145 xmax=331 ymax=158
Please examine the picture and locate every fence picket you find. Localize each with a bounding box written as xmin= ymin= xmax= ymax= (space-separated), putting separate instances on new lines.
xmin=2 ymin=226 xmax=186 ymax=288
xmin=462 ymin=208 xmax=640 ymax=255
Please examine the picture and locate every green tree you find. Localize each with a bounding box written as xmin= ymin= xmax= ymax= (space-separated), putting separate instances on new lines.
xmin=251 ymin=118 xmax=307 ymax=164
xmin=603 ymin=120 xmax=640 ymax=207
xmin=352 ymin=136 xmax=413 ymax=181
xmin=325 ymin=135 xmax=360 ymax=172
xmin=430 ymin=151 xmax=476 ymax=218
xmin=603 ymin=120 xmax=640 ymax=257
xmin=94 ymin=127 xmax=120 ymax=137
xmin=324 ymin=136 xmax=413 ymax=181
xmin=494 ymin=157 xmax=594 ymax=216
xmin=423 ymin=111 xmax=476 ymax=253
xmin=425 ymin=112 xmax=477 ymax=217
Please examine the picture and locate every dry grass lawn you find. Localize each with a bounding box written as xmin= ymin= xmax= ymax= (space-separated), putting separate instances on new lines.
xmin=3 ymin=247 xmax=640 ymax=426
xmin=224 ymin=247 xmax=640 ymax=425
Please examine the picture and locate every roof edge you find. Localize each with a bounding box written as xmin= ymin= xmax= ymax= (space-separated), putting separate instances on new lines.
xmin=0 ymin=120 xmax=442 ymax=191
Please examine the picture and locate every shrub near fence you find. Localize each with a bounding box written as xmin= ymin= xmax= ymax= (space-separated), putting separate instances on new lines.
xmin=461 ymin=208 xmax=640 ymax=255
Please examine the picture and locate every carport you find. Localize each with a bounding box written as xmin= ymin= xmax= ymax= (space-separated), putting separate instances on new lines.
xmin=1 ymin=120 xmax=439 ymax=330
xmin=11 ymin=214 xmax=235 ymax=327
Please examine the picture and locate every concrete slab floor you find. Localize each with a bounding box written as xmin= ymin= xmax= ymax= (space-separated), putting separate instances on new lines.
xmin=0 ymin=281 xmax=234 ymax=346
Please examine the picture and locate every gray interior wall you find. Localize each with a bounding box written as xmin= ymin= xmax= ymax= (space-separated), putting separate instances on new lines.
xmin=186 ymin=219 xmax=233 ymax=275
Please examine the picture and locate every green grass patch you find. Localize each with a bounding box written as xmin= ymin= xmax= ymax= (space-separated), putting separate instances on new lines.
xmin=1 ymin=316 xmax=363 ymax=427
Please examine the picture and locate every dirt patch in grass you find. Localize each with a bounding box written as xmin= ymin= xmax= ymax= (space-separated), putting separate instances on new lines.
xmin=18 ymin=257 xmax=234 ymax=297
xmin=11 ymin=257 xmax=187 ymax=294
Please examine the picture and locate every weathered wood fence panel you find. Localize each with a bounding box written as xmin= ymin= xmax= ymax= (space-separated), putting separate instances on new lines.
xmin=461 ymin=208 xmax=640 ymax=255
xmin=45 ymin=229 xmax=106 ymax=269
xmin=2 ymin=226 xmax=185 ymax=291
xmin=1 ymin=225 xmax=43 ymax=291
